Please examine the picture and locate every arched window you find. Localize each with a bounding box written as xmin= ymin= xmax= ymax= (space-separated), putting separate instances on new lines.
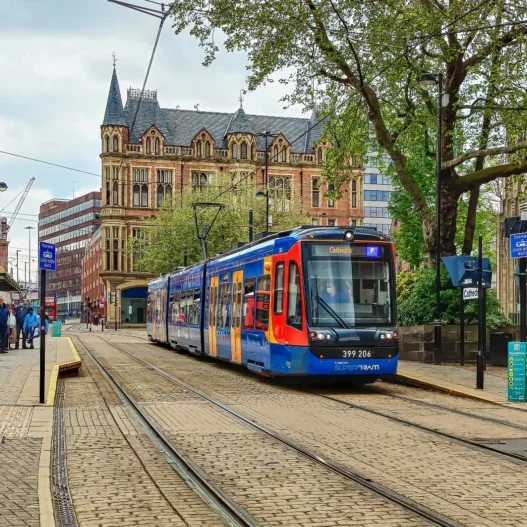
xmin=105 ymin=239 xmax=111 ymax=270
xmin=113 ymin=240 xmax=119 ymax=271
xmin=157 ymin=184 xmax=164 ymax=207
xmin=141 ymin=184 xmax=148 ymax=207
xmin=155 ymin=138 xmax=160 ymax=155
xmin=196 ymin=141 xmax=202 ymax=157
xmin=232 ymin=143 xmax=238 ymax=159
xmin=192 ymin=172 xmax=199 ymax=190
xmin=200 ymin=173 xmax=208 ymax=189
xmin=166 ymin=185 xmax=172 ymax=202
xmin=113 ymin=136 xmax=118 ymax=152
xmin=105 ymin=181 xmax=111 ymax=205
xmin=133 ymin=184 xmax=140 ymax=206
xmin=241 ymin=142 xmax=247 ymax=159
xmin=273 ymin=146 xmax=278 ymax=161
xmin=281 ymin=148 xmax=286 ymax=163
xmin=351 ymin=179 xmax=357 ymax=208
xmin=312 ymin=178 xmax=320 ymax=207
xmin=352 ymin=180 xmax=357 ymax=191
xmin=205 ymin=141 xmax=211 ymax=158
xmin=146 ymin=138 xmax=151 ymax=154
xmin=112 ymin=181 xmax=118 ymax=205
xmin=105 ymin=136 xmax=110 ymax=153
xmin=317 ymin=147 xmax=323 ymax=163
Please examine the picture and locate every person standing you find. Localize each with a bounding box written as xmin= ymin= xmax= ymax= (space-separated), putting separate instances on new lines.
xmin=8 ymin=306 xmax=16 ymax=350
xmin=23 ymin=307 xmax=39 ymax=350
xmin=15 ymin=300 xmax=27 ymax=349
xmin=0 ymin=299 xmax=9 ymax=353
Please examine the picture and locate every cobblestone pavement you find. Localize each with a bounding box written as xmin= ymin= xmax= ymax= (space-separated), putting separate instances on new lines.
xmin=80 ymin=334 xmax=432 ymax=527
xmin=103 ymin=335 xmax=527 ymax=527
xmin=63 ymin=342 xmax=225 ymax=527
xmin=0 ymin=437 xmax=41 ymax=526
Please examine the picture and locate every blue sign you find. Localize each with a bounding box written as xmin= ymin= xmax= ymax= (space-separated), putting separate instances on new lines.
xmin=510 ymin=233 xmax=527 ymax=259
xmin=441 ymin=255 xmax=492 ymax=288
xmin=508 ymin=342 xmax=527 ymax=402
xmin=39 ymin=242 xmax=56 ymax=271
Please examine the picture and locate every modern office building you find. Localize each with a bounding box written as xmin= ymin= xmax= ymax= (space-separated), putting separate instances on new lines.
xmin=38 ymin=191 xmax=102 ymax=317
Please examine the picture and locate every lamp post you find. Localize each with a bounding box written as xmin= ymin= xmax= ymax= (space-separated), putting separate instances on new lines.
xmin=419 ymin=72 xmax=444 ymax=365
xmin=255 ymin=131 xmax=277 ymax=232
xmin=0 ymin=183 xmax=8 ymax=192
xmin=25 ymin=226 xmax=35 ymax=298
xmin=16 ymin=250 xmax=20 ymax=282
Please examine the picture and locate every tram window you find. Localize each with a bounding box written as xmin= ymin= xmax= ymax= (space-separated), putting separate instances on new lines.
xmin=179 ymin=291 xmax=187 ymax=325
xmin=218 ymin=283 xmax=231 ymax=328
xmin=287 ymin=262 xmax=302 ymax=330
xmin=274 ymin=262 xmax=285 ymax=315
xmin=243 ymin=278 xmax=256 ymax=329
xmin=186 ymin=291 xmax=194 ymax=324
xmin=173 ymin=293 xmax=180 ymax=324
xmin=233 ymin=281 xmax=242 ymax=328
xmin=193 ymin=289 xmax=201 ymax=325
xmin=256 ymin=275 xmax=271 ymax=331
xmin=209 ymin=284 xmax=217 ymax=326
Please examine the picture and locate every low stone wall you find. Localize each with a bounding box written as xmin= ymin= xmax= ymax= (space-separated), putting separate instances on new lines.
xmin=399 ymin=325 xmax=520 ymax=363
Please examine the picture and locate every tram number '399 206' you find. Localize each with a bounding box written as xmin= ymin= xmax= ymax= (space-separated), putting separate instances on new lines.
xmin=342 ymin=349 xmax=372 ymax=358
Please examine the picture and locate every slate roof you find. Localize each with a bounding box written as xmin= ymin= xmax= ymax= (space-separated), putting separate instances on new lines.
xmin=104 ymin=70 xmax=325 ymax=153
xmin=102 ymin=68 xmax=127 ymax=126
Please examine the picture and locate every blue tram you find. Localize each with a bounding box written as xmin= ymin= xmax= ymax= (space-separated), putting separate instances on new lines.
xmin=147 ymin=226 xmax=399 ymax=378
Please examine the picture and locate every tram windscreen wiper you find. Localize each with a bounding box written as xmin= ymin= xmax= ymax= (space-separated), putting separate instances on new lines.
xmin=315 ymin=296 xmax=349 ymax=329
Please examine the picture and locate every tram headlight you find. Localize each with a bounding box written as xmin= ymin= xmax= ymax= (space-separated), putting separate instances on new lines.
xmin=343 ymin=230 xmax=355 ymax=242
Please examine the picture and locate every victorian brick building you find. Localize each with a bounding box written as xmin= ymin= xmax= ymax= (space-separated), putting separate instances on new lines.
xmin=100 ymin=67 xmax=363 ymax=326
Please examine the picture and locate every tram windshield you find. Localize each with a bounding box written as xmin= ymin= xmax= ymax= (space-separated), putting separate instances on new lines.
xmin=303 ymin=243 xmax=393 ymax=327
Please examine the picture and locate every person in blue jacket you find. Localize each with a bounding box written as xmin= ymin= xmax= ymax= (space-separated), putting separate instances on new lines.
xmin=0 ymin=299 xmax=8 ymax=353
xmin=15 ymin=300 xmax=28 ymax=349
xmin=23 ymin=307 xmax=39 ymax=349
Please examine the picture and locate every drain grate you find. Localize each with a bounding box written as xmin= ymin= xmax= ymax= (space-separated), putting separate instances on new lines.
xmin=51 ymin=379 xmax=78 ymax=526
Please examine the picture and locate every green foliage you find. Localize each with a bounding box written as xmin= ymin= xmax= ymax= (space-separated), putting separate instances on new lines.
xmin=169 ymin=0 xmax=527 ymax=258
xmin=133 ymin=175 xmax=310 ymax=275
xmin=397 ymin=269 xmax=509 ymax=329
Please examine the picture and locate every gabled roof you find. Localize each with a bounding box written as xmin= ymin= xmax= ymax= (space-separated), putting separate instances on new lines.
xmin=102 ymin=68 xmax=127 ymax=127
xmin=104 ymin=73 xmax=326 ymax=153
xmin=225 ymin=107 xmax=254 ymax=135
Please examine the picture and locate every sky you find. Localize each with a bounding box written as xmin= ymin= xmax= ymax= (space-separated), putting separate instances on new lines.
xmin=0 ymin=0 xmax=305 ymax=284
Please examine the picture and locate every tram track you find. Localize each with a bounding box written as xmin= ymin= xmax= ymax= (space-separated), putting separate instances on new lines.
xmin=73 ymin=335 xmax=260 ymax=527
xmin=90 ymin=334 xmax=466 ymax=527
xmin=306 ymin=390 xmax=527 ymax=465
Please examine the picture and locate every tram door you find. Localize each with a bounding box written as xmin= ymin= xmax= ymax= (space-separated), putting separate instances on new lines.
xmin=208 ymin=276 xmax=219 ymax=356
xmin=230 ymin=270 xmax=243 ymax=362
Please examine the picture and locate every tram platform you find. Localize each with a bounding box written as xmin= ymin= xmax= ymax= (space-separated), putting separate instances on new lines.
xmin=397 ymin=361 xmax=509 ymax=404
xmin=0 ymin=336 xmax=81 ymax=527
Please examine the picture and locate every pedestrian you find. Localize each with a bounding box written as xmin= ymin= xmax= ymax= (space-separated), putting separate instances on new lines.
xmin=39 ymin=314 xmax=49 ymax=338
xmin=14 ymin=299 xmax=27 ymax=349
xmin=0 ymin=298 xmax=9 ymax=353
xmin=23 ymin=307 xmax=39 ymax=349
xmin=8 ymin=306 xmax=16 ymax=350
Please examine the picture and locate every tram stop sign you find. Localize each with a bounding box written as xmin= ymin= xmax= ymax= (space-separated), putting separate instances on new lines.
xmin=441 ymin=255 xmax=492 ymax=289
xmin=39 ymin=242 xmax=56 ymax=272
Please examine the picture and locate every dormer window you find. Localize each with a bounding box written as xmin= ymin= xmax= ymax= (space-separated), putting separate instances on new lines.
xmin=197 ymin=141 xmax=202 ymax=157
xmin=241 ymin=142 xmax=247 ymax=160
xmin=205 ymin=141 xmax=211 ymax=158
xmin=105 ymin=136 xmax=110 ymax=153
xmin=273 ymin=146 xmax=278 ymax=161
xmin=146 ymin=138 xmax=151 ymax=155
xmin=281 ymin=148 xmax=286 ymax=163
xmin=155 ymin=138 xmax=160 ymax=155
xmin=113 ymin=136 xmax=118 ymax=152
xmin=232 ymin=143 xmax=238 ymax=159
xmin=317 ymin=147 xmax=323 ymax=164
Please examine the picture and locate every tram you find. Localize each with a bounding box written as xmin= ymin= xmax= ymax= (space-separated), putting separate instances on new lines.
xmin=147 ymin=226 xmax=399 ymax=378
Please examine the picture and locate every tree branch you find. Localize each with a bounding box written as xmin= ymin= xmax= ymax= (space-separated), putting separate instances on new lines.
xmin=458 ymin=159 xmax=527 ymax=192
xmin=463 ymin=25 xmax=527 ymax=70
xmin=443 ymin=141 xmax=527 ymax=170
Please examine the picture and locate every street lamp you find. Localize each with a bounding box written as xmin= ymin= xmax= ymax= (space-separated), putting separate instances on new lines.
xmin=255 ymin=131 xmax=277 ymax=231
xmin=419 ymin=71 xmax=444 ymax=365
xmin=0 ymin=183 xmax=8 ymax=192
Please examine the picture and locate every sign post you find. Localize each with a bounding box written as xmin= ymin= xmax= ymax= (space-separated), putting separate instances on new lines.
xmin=510 ymin=229 xmax=527 ymax=341
xmin=508 ymin=342 xmax=527 ymax=401
xmin=38 ymin=242 xmax=56 ymax=404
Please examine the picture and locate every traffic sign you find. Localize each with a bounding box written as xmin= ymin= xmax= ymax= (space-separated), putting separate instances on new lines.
xmin=441 ymin=255 xmax=492 ymax=288
xmin=39 ymin=242 xmax=56 ymax=271
xmin=462 ymin=287 xmax=478 ymax=301
xmin=510 ymin=233 xmax=527 ymax=259
xmin=508 ymin=342 xmax=527 ymax=401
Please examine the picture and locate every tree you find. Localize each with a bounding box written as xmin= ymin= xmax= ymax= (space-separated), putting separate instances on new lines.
xmin=133 ymin=175 xmax=310 ymax=275
xmin=170 ymin=0 xmax=527 ymax=259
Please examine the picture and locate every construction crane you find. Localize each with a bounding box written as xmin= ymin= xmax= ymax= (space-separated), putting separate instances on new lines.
xmin=7 ymin=177 xmax=35 ymax=230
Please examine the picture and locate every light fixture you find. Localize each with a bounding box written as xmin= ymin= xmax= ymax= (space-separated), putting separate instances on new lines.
xmin=255 ymin=189 xmax=266 ymax=200
xmin=0 ymin=183 xmax=7 ymax=192
xmin=343 ymin=230 xmax=355 ymax=241
xmin=419 ymin=73 xmax=438 ymax=90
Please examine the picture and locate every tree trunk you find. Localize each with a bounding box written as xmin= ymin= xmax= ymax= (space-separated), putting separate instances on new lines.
xmin=462 ymin=187 xmax=479 ymax=255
